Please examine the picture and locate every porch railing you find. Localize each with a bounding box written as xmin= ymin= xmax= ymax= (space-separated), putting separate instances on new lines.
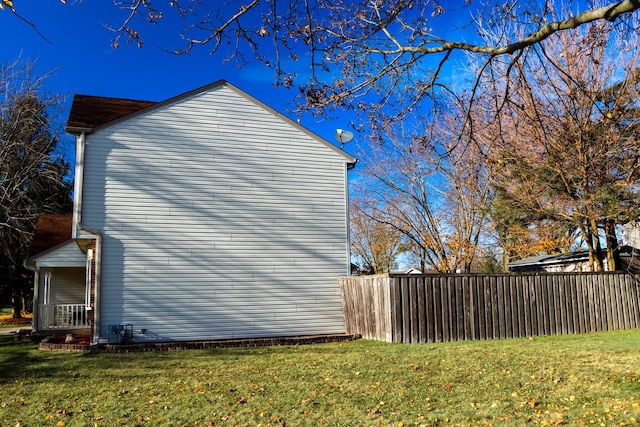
xmin=38 ymin=304 xmax=90 ymax=330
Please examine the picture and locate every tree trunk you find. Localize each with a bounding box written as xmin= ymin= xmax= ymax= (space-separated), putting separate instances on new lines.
xmin=604 ymin=220 xmax=619 ymax=271
xmin=11 ymin=292 xmax=23 ymax=319
xmin=589 ymin=219 xmax=605 ymax=272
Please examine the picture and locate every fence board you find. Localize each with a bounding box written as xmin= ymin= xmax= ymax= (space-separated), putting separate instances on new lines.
xmin=462 ymin=276 xmax=472 ymax=340
xmin=514 ymin=276 xmax=524 ymax=338
xmin=340 ymin=273 xmax=640 ymax=344
xmin=603 ymin=275 xmax=612 ymax=330
xmin=416 ymin=277 xmax=426 ymax=343
xmin=566 ymin=275 xmax=574 ymax=332
xmin=455 ymin=277 xmax=465 ymax=341
xmin=625 ymin=275 xmax=639 ymax=326
xmin=574 ymin=275 xmax=585 ymax=333
xmin=390 ymin=277 xmax=402 ymax=343
xmin=424 ymin=277 xmax=435 ymax=342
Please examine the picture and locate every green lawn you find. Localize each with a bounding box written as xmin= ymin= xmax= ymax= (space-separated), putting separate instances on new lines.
xmin=1 ymin=330 xmax=639 ymax=426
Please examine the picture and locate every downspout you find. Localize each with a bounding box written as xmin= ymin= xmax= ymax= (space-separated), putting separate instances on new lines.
xmin=78 ymin=223 xmax=102 ymax=345
xmin=74 ymin=131 xmax=103 ymax=345
xmin=345 ymin=160 xmax=357 ymax=275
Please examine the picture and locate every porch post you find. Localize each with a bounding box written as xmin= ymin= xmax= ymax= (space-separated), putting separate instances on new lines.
xmin=85 ymin=248 xmax=93 ymax=308
xmin=32 ymin=269 xmax=40 ymax=332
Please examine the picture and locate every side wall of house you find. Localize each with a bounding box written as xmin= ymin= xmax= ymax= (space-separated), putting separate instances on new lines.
xmin=81 ymin=85 xmax=350 ymax=342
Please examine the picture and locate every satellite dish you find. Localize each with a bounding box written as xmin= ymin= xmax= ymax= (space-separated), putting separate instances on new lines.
xmin=334 ymin=129 xmax=354 ymax=147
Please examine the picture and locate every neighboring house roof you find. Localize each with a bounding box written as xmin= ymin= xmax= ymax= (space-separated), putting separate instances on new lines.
xmin=509 ymin=247 xmax=640 ymax=273
xmin=66 ymin=95 xmax=157 ymax=130
xmin=508 ymin=251 xmax=590 ymax=271
xmin=29 ymin=214 xmax=73 ymax=256
xmin=391 ymin=267 xmax=424 ymax=275
xmin=65 ymin=80 xmax=356 ymax=165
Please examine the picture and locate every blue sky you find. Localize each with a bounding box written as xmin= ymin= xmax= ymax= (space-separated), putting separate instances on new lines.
xmin=2 ymin=2 xmax=356 ymax=159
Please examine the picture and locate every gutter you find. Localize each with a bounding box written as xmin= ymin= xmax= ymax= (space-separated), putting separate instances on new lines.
xmin=78 ymin=223 xmax=102 ymax=345
xmin=344 ymin=162 xmax=353 ymax=276
xmin=73 ymin=131 xmax=103 ymax=345
xmin=344 ymin=158 xmax=357 ymax=274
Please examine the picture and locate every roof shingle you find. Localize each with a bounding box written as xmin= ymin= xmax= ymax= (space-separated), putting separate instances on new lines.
xmin=66 ymin=94 xmax=157 ymax=131
xmin=29 ymin=214 xmax=73 ymax=256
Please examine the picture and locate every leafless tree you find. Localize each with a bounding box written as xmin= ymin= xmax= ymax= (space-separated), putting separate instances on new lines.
xmin=358 ymin=116 xmax=493 ymax=273
xmin=0 ymin=58 xmax=72 ymax=317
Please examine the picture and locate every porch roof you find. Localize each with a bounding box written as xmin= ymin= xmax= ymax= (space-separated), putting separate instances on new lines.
xmin=29 ymin=214 xmax=73 ymax=256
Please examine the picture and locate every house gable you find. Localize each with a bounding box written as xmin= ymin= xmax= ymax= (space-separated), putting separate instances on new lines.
xmin=67 ymin=80 xmax=355 ymax=165
xmin=28 ymin=239 xmax=86 ymax=268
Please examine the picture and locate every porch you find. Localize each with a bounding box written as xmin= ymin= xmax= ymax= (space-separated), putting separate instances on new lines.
xmin=26 ymin=217 xmax=95 ymax=336
xmin=37 ymin=304 xmax=91 ymax=330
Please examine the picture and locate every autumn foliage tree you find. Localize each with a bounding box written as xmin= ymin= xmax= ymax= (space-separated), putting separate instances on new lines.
xmin=470 ymin=11 xmax=640 ymax=271
xmin=349 ymin=196 xmax=404 ymax=274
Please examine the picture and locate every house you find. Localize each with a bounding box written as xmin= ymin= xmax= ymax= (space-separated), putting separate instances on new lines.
xmin=508 ymin=251 xmax=606 ymax=273
xmin=28 ymin=81 xmax=356 ymax=345
xmin=508 ymin=247 xmax=639 ymax=274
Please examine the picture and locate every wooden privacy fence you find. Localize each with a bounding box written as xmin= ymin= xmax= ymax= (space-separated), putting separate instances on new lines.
xmin=338 ymin=273 xmax=640 ymax=343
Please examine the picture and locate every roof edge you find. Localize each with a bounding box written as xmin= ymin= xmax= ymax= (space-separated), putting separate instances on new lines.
xmin=66 ymin=126 xmax=93 ymax=135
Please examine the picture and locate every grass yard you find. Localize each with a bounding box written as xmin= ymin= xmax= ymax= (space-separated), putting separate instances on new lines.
xmin=1 ymin=330 xmax=639 ymax=426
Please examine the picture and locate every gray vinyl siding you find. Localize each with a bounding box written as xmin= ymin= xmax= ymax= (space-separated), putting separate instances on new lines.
xmin=81 ymin=85 xmax=351 ymax=342
xmin=41 ymin=267 xmax=85 ymax=304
